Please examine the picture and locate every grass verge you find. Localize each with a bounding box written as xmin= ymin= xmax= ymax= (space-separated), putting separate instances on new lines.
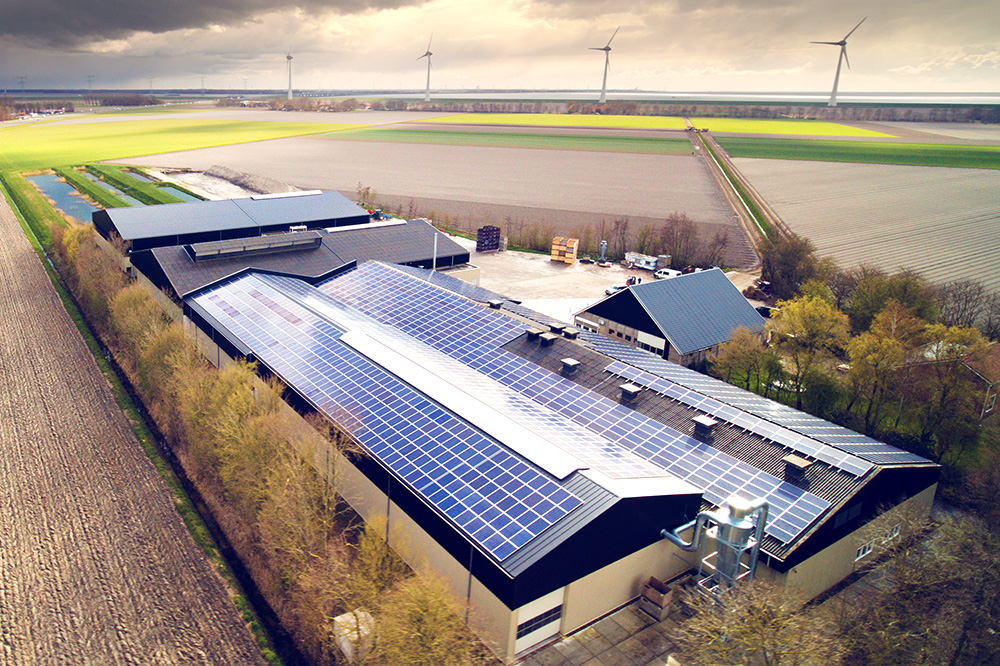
xmin=716 ymin=137 xmax=1000 ymax=169
xmin=697 ymin=135 xmax=771 ymax=238
xmin=689 ymin=118 xmax=894 ymax=137
xmin=52 ymin=167 xmax=130 ymax=209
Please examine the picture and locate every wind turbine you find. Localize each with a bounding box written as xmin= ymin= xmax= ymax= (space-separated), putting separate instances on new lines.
xmin=286 ymin=50 xmax=294 ymax=100
xmin=589 ymin=26 xmax=619 ymax=104
xmin=418 ymin=35 xmax=433 ymax=102
xmin=812 ymin=17 xmax=866 ymax=107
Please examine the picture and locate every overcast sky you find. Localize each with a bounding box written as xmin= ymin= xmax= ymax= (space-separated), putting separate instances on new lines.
xmin=1 ymin=0 xmax=997 ymax=93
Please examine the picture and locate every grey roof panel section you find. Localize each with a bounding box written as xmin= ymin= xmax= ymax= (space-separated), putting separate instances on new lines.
xmin=101 ymin=191 xmax=369 ymax=241
xmin=629 ymin=268 xmax=766 ymax=355
xmin=106 ymin=199 xmax=256 ymax=240
xmin=232 ymin=191 xmax=369 ymax=225
xmin=324 ymin=219 xmax=469 ymax=266
xmin=148 ymin=220 xmax=469 ymax=298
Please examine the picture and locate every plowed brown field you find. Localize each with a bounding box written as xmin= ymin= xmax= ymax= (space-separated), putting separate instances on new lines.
xmin=0 ymin=195 xmax=265 ymax=664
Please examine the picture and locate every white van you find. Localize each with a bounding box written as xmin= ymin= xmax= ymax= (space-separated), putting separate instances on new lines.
xmin=654 ymin=268 xmax=682 ymax=280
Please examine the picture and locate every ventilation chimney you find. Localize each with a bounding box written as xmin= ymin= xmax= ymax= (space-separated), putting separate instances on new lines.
xmin=526 ymin=328 xmax=544 ymax=341
xmin=783 ymin=454 xmax=813 ymax=482
xmin=539 ymin=332 xmax=558 ymax=347
xmin=487 ymin=299 xmax=504 ymax=309
xmin=549 ymin=323 xmax=566 ymax=335
xmin=620 ymin=383 xmax=641 ymax=402
xmin=561 ymin=358 xmax=580 ymax=374
xmin=692 ymin=415 xmax=718 ymax=442
xmin=562 ymin=327 xmax=579 ymax=340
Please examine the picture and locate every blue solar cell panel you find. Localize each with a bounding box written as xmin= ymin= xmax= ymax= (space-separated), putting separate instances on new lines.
xmin=190 ymin=272 xmax=582 ymax=562
xmin=310 ymin=263 xmax=830 ymax=545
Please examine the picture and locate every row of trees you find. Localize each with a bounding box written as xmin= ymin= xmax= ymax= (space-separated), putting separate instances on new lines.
xmin=50 ymin=219 xmax=494 ymax=665
xmin=760 ymin=233 xmax=1000 ymax=339
xmin=715 ymin=233 xmax=997 ymax=482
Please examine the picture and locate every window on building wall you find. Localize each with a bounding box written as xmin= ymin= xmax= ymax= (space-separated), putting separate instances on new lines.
xmin=616 ymin=331 xmax=623 ymax=338
xmin=855 ymin=541 xmax=875 ymax=561
xmin=883 ymin=523 xmax=901 ymax=542
xmin=625 ymin=335 xmax=632 ymax=342
xmin=516 ymin=605 xmax=562 ymax=639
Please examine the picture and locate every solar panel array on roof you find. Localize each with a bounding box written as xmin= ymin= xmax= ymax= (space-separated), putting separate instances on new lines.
xmin=606 ymin=361 xmax=873 ymax=477
xmin=580 ymin=331 xmax=931 ymax=466
xmin=317 ymin=263 xmax=831 ymax=544
xmin=189 ymin=272 xmax=583 ymax=562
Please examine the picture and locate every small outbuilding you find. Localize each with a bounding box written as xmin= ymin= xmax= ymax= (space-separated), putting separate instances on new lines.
xmin=574 ymin=268 xmax=766 ymax=367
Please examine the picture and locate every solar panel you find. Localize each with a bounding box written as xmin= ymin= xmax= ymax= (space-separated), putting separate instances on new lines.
xmin=316 ymin=263 xmax=830 ymax=544
xmin=189 ymin=272 xmax=583 ymax=562
xmin=605 ymin=361 xmax=874 ymax=478
xmin=580 ymin=331 xmax=929 ymax=467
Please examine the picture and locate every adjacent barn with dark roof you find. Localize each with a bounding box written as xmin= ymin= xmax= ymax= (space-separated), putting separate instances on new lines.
xmin=574 ymin=268 xmax=766 ymax=367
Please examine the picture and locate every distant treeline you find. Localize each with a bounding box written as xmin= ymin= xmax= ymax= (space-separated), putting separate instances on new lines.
xmin=0 ymin=96 xmax=76 ymax=120
xmin=87 ymin=94 xmax=162 ymax=107
xmin=373 ymin=98 xmax=1000 ymax=123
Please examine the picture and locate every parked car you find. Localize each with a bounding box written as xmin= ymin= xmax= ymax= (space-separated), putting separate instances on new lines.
xmin=654 ymin=268 xmax=682 ymax=280
xmin=605 ymin=284 xmax=628 ymax=295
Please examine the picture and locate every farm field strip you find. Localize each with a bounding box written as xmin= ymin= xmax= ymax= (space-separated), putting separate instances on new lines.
xmin=116 ymin=136 xmax=732 ymax=222
xmin=0 ymin=194 xmax=265 ymax=664
xmin=718 ymin=137 xmax=1000 ymax=169
xmin=735 ymin=158 xmax=1000 ymax=293
xmin=421 ymin=112 xmax=689 ymax=130
xmin=0 ymin=118 xmax=362 ymax=171
xmin=689 ymin=118 xmax=893 ymax=137
xmin=323 ymin=126 xmax=694 ymax=154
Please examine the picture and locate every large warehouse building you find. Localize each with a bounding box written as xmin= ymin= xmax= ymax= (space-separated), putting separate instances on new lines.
xmin=94 ymin=193 xmax=939 ymax=662
xmin=182 ymin=261 xmax=939 ymax=663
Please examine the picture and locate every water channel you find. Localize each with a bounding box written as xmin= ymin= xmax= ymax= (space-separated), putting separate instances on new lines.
xmin=26 ymin=174 xmax=100 ymax=222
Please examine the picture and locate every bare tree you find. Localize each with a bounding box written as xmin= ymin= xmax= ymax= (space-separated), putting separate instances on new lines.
xmin=674 ymin=580 xmax=844 ymax=666
xmin=656 ymin=213 xmax=699 ymax=268
xmin=937 ymin=279 xmax=989 ymax=328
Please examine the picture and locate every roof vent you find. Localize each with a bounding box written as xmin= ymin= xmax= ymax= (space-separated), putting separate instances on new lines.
xmin=549 ymin=323 xmax=566 ymax=334
xmin=783 ymin=454 xmax=813 ymax=482
xmin=620 ymin=383 xmax=641 ymax=402
xmin=487 ymin=299 xmax=504 ymax=309
xmin=289 ymin=224 xmax=307 ymax=232
xmin=692 ymin=415 xmax=718 ymax=442
xmin=562 ymin=327 xmax=579 ymax=340
xmin=561 ymin=358 xmax=581 ymax=374
xmin=526 ymin=328 xmax=544 ymax=341
xmin=539 ymin=332 xmax=559 ymax=347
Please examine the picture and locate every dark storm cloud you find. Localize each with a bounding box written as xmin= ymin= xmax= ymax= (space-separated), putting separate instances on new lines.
xmin=0 ymin=0 xmax=416 ymax=46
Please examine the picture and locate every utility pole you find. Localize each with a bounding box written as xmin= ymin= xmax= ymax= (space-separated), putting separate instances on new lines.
xmin=16 ymin=75 xmax=27 ymax=92
xmin=85 ymin=75 xmax=94 ymax=93
xmin=148 ymin=77 xmax=154 ymax=93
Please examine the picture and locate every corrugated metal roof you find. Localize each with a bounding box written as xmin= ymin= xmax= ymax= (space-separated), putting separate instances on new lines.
xmin=99 ymin=190 xmax=369 ymax=241
xmin=628 ymin=268 xmax=766 ymax=355
xmin=146 ymin=221 xmax=469 ymax=298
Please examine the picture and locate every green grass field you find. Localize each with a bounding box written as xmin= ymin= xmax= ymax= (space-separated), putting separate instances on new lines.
xmin=421 ymin=113 xmax=689 ymax=130
xmin=716 ymin=137 xmax=1000 ymax=169
xmin=323 ymin=126 xmax=694 ymax=154
xmin=0 ymin=118 xmax=362 ymax=172
xmin=689 ymin=118 xmax=894 ymax=137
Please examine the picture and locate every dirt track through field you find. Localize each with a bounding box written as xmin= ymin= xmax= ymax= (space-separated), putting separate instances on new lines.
xmin=0 ymin=196 xmax=264 ymax=664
